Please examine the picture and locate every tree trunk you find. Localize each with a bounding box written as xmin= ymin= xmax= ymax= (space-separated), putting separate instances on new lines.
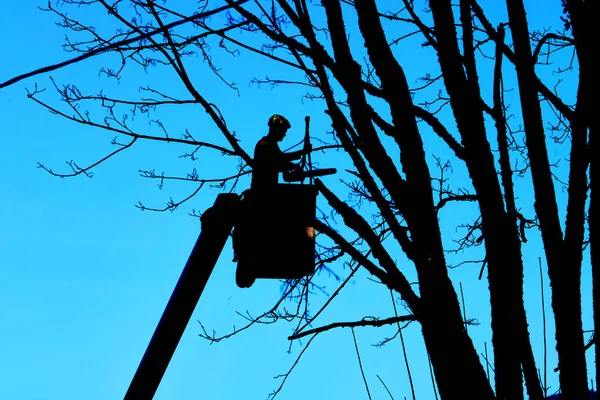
xmin=430 ymin=1 xmax=535 ymax=397
xmin=564 ymin=0 xmax=598 ymax=393
xmin=322 ymin=1 xmax=496 ymax=397
xmin=505 ymin=0 xmax=589 ymax=397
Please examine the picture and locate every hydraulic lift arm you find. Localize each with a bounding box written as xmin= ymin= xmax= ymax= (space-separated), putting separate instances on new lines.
xmin=125 ymin=193 xmax=240 ymax=399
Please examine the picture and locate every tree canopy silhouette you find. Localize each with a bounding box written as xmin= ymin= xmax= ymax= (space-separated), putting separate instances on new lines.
xmin=2 ymin=0 xmax=597 ymax=399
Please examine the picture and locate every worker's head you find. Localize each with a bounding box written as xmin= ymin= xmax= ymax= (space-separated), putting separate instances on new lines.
xmin=267 ymin=114 xmax=291 ymax=141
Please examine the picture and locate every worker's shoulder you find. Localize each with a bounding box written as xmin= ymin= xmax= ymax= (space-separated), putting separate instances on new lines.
xmin=256 ymin=137 xmax=278 ymax=149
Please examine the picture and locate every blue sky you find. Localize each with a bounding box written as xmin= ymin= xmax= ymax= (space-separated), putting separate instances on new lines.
xmin=0 ymin=1 xmax=593 ymax=399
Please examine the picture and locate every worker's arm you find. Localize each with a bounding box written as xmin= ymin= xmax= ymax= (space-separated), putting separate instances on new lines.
xmin=282 ymin=143 xmax=312 ymax=162
xmin=280 ymin=150 xmax=309 ymax=172
xmin=284 ymin=149 xmax=305 ymax=161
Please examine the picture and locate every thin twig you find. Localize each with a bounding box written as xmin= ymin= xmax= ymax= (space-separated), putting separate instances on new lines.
xmin=352 ymin=328 xmax=372 ymax=400
xmin=292 ymin=261 xmax=362 ymax=337
xmin=483 ymin=342 xmax=495 ymax=377
xmin=539 ymin=257 xmax=548 ymax=398
xmin=460 ymin=282 xmax=468 ymax=333
xmin=377 ymin=375 xmax=396 ymax=400
xmin=199 ymin=279 xmax=302 ymax=343
xmin=391 ymin=290 xmax=416 ymax=400
xmin=268 ymin=333 xmax=318 ymax=400
xmin=428 ymin=354 xmax=439 ymax=400
xmin=288 ymin=315 xmax=416 ymax=340
xmin=0 ymin=1 xmax=249 ymax=89
xmin=37 ymin=137 xmax=137 ymax=178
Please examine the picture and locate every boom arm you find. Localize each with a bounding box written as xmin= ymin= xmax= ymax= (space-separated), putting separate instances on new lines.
xmin=125 ymin=193 xmax=240 ymax=399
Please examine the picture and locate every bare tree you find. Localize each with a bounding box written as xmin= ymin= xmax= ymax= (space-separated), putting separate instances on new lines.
xmin=2 ymin=0 xmax=595 ymax=398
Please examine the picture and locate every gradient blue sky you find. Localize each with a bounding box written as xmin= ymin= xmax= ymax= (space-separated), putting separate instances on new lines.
xmin=0 ymin=1 xmax=593 ymax=399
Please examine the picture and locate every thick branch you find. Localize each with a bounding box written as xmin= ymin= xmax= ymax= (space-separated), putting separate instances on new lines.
xmin=469 ymin=0 xmax=575 ymax=122
xmin=413 ymin=106 xmax=466 ymax=160
xmin=313 ymin=219 xmax=420 ymax=311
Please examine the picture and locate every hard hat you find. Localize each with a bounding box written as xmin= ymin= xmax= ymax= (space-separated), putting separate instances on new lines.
xmin=268 ymin=114 xmax=291 ymax=129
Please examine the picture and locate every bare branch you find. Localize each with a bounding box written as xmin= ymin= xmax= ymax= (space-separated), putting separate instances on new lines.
xmin=289 ymin=315 xmax=416 ymax=340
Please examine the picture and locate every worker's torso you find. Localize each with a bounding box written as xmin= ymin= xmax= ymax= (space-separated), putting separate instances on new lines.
xmin=251 ymin=137 xmax=284 ymax=190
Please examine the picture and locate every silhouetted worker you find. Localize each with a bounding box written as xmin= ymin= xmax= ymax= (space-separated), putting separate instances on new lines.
xmin=251 ymin=114 xmax=311 ymax=191
xmin=234 ymin=114 xmax=314 ymax=288
xmin=235 ymin=114 xmax=306 ymax=287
